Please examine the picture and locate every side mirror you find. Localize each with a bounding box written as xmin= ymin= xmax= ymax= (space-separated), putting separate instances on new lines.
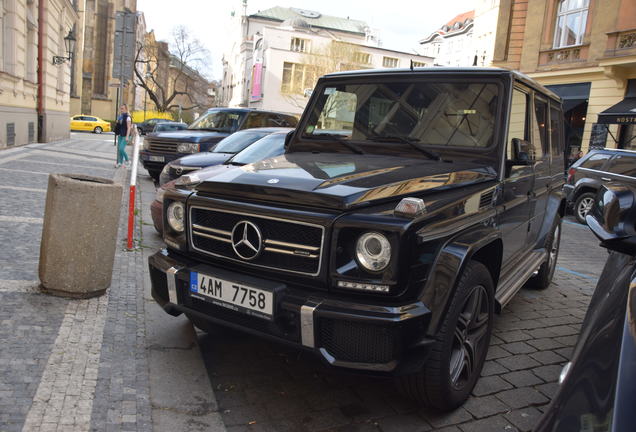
xmin=284 ymin=130 xmax=294 ymax=151
xmin=587 ymin=184 xmax=636 ymax=256
xmin=511 ymin=138 xmax=533 ymax=165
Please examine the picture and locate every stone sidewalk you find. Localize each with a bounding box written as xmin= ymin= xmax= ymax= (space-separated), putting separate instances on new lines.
xmin=0 ymin=135 xmax=222 ymax=432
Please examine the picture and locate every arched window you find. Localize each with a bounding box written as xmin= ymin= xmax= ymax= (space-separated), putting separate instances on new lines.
xmin=553 ymin=0 xmax=589 ymax=48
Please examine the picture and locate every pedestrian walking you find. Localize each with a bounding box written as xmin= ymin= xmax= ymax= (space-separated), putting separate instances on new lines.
xmin=114 ymin=104 xmax=132 ymax=167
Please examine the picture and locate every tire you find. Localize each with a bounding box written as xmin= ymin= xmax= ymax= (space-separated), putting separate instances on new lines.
xmin=398 ymin=261 xmax=494 ymax=411
xmin=94 ymin=126 xmax=103 ymax=134
xmin=531 ymin=217 xmax=561 ymax=290
xmin=574 ymin=192 xmax=595 ymax=225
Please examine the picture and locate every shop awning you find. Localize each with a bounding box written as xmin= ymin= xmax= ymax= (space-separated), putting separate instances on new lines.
xmin=597 ymin=97 xmax=636 ymax=124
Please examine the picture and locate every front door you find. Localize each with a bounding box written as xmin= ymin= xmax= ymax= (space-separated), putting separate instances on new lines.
xmin=500 ymin=87 xmax=533 ymax=264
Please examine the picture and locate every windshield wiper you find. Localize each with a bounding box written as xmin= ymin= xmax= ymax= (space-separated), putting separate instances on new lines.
xmin=306 ymin=133 xmax=365 ymax=155
xmin=366 ymin=134 xmax=440 ymax=161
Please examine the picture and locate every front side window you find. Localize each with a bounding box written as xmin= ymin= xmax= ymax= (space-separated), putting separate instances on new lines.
xmin=507 ymin=89 xmax=529 ymax=159
xmin=188 ymin=110 xmax=246 ymax=132
xmin=303 ymin=80 xmax=500 ymax=149
xmin=553 ymin=0 xmax=589 ymax=48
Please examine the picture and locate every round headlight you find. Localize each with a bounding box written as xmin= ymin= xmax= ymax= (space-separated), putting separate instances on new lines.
xmin=355 ymin=232 xmax=391 ymax=272
xmin=166 ymin=201 xmax=185 ymax=232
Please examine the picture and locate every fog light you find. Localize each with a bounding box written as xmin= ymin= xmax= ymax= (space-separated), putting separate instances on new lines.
xmin=395 ymin=197 xmax=426 ymax=217
xmin=337 ymin=280 xmax=390 ymax=293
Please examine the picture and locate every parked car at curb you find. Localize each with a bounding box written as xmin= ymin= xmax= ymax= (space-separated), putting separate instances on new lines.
xmin=70 ymin=115 xmax=111 ymax=134
xmin=148 ymin=68 xmax=566 ymax=410
xmin=535 ymin=183 xmax=636 ymax=432
xmin=564 ymin=148 xmax=636 ymax=224
xmin=151 ymin=130 xmax=292 ymax=234
xmin=151 ymin=122 xmax=188 ymax=134
xmin=158 ymin=127 xmax=293 ymax=185
xmin=140 ymin=108 xmax=298 ymax=182
xmin=137 ymin=118 xmax=176 ymax=135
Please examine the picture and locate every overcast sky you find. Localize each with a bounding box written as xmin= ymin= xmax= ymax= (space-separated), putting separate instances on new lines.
xmin=137 ymin=0 xmax=476 ymax=79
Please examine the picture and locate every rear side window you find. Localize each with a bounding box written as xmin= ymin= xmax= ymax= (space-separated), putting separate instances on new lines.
xmin=532 ymin=96 xmax=549 ymax=161
xmin=607 ymin=155 xmax=636 ymax=177
xmin=580 ymin=153 xmax=610 ymax=170
xmin=549 ymin=105 xmax=564 ymax=157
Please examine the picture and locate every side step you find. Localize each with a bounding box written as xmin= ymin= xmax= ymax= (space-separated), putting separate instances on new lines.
xmin=495 ymin=249 xmax=546 ymax=312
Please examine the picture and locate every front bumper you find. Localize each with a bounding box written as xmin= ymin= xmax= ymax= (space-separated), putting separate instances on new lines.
xmin=148 ymin=249 xmax=433 ymax=375
xmin=140 ymin=150 xmax=183 ymax=172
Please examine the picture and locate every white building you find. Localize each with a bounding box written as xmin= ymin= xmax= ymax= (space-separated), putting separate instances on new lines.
xmin=419 ymin=11 xmax=475 ymax=67
xmin=219 ymin=6 xmax=433 ymax=115
xmin=419 ymin=2 xmax=501 ymax=68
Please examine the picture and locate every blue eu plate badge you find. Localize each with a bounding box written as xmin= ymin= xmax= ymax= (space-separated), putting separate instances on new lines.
xmin=190 ymin=272 xmax=198 ymax=293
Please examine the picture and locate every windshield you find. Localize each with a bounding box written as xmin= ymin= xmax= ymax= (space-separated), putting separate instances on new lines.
xmin=212 ymin=130 xmax=271 ymax=154
xmin=188 ymin=110 xmax=246 ymax=132
xmin=303 ymin=80 xmax=500 ymax=149
xmin=231 ymin=133 xmax=287 ymax=165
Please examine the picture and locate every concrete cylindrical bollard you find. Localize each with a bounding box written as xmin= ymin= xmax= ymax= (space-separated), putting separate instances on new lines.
xmin=39 ymin=174 xmax=123 ymax=298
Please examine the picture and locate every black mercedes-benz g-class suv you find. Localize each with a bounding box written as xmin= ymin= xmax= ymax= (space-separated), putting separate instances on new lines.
xmin=140 ymin=107 xmax=298 ymax=181
xmin=148 ymin=68 xmax=566 ymax=410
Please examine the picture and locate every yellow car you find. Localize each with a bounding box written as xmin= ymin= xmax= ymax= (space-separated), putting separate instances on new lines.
xmin=70 ymin=115 xmax=112 ymax=134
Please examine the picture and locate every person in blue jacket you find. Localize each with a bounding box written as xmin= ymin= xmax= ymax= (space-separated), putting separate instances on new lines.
xmin=114 ymin=104 xmax=132 ymax=167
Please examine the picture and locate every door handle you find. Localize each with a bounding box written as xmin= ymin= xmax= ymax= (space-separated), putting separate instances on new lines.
xmin=601 ymin=177 xmax=612 ymax=182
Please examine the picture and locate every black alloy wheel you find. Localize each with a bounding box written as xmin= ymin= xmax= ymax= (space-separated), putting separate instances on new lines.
xmin=398 ymin=261 xmax=494 ymax=411
xmin=94 ymin=126 xmax=103 ymax=134
xmin=449 ymin=284 xmax=490 ymax=389
xmin=532 ymin=218 xmax=561 ymax=290
xmin=575 ymin=192 xmax=595 ymax=225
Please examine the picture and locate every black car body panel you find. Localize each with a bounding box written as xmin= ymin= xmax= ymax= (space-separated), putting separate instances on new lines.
xmin=535 ymin=183 xmax=636 ymax=432
xmin=148 ymin=68 xmax=566 ymax=407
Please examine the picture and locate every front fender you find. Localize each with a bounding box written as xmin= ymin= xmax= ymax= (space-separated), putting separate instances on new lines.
xmin=420 ymin=225 xmax=501 ymax=337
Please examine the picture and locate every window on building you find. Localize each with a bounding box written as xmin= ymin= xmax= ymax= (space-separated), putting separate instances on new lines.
xmin=57 ymin=26 xmax=65 ymax=91
xmin=290 ymin=37 xmax=310 ymax=53
xmin=1 ymin=0 xmax=16 ymax=74
xmin=281 ymin=62 xmax=315 ymax=95
xmin=553 ymin=0 xmax=589 ymax=48
xmin=26 ymin=2 xmax=37 ymax=82
xmin=354 ymin=52 xmax=371 ymax=65
xmin=382 ymin=57 xmax=398 ymax=68
xmin=93 ymin=1 xmax=110 ymax=95
xmin=411 ymin=61 xmax=427 ymax=68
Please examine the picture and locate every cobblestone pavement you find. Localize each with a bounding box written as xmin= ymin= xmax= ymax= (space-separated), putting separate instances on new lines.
xmin=197 ymin=219 xmax=607 ymax=432
xmin=0 ymin=135 xmax=220 ymax=432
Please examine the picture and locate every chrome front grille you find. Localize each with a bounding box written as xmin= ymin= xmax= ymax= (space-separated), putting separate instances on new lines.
xmin=148 ymin=140 xmax=178 ymax=153
xmin=189 ymin=206 xmax=325 ymax=276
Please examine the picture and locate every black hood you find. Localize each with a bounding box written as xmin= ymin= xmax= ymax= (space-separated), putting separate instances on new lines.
xmin=171 ymin=152 xmax=234 ymax=168
xmin=194 ymin=152 xmax=497 ymax=210
xmin=147 ymin=129 xmax=230 ymax=143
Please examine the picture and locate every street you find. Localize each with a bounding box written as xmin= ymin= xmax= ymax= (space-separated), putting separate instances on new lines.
xmin=0 ymin=134 xmax=610 ymax=432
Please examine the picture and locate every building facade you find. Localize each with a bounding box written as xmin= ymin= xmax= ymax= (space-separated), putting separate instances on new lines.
xmin=493 ymin=0 xmax=636 ymax=154
xmin=219 ymin=7 xmax=432 ymax=115
xmin=419 ymin=11 xmax=475 ymax=67
xmin=0 ymin=0 xmax=77 ymax=148
xmin=69 ymin=0 xmax=139 ymax=122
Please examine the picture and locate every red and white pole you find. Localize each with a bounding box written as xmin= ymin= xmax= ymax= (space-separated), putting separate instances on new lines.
xmin=127 ymin=133 xmax=141 ymax=250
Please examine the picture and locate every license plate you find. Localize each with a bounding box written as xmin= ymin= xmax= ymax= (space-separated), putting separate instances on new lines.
xmin=190 ymin=272 xmax=274 ymax=319
xmin=149 ymin=155 xmax=164 ymax=162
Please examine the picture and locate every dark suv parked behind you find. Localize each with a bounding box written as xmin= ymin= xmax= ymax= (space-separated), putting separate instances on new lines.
xmin=148 ymin=68 xmax=565 ymax=410
xmin=141 ymin=108 xmax=298 ymax=181
xmin=564 ymin=148 xmax=636 ymax=223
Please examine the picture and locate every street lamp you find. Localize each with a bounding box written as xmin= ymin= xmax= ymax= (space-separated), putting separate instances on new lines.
xmin=52 ymin=30 xmax=76 ymax=65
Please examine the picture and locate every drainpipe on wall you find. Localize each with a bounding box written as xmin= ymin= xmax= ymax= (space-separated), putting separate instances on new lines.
xmin=37 ymin=0 xmax=46 ymax=143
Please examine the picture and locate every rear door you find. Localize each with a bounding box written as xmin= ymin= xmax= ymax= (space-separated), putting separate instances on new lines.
xmin=527 ymin=94 xmax=551 ymax=243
